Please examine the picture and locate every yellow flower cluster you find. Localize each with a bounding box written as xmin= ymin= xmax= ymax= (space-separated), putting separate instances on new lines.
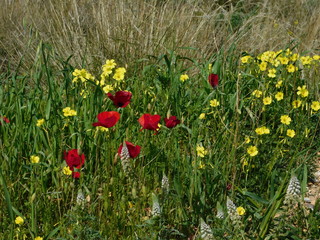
xmin=62 ymin=107 xmax=77 ymax=117
xmin=113 ymin=67 xmax=126 ymax=81
xmin=72 ymin=69 xmax=94 ymax=83
xmin=196 ymin=145 xmax=208 ymax=158
xmin=255 ymin=126 xmax=270 ymax=135
xmin=100 ymin=59 xmax=117 ymax=85
xmin=241 ymin=49 xmax=320 ymax=77
xmin=96 ymin=59 xmax=127 ymax=93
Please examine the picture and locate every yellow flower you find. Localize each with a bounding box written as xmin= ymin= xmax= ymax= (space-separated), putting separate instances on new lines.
xmin=300 ymin=56 xmax=312 ymax=65
xmin=30 ymin=155 xmax=40 ymax=164
xmin=113 ymin=67 xmax=126 ymax=81
xmin=280 ymin=115 xmax=292 ymax=125
xmin=278 ymin=56 xmax=289 ymax=65
xmin=290 ymin=53 xmax=299 ymax=62
xmin=35 ymin=237 xmax=43 ymax=240
xmin=255 ymin=126 xmax=270 ymax=135
xmin=268 ymin=68 xmax=276 ymax=78
xmin=15 ymin=216 xmax=24 ymax=225
xmin=97 ymin=126 xmax=109 ymax=132
xmin=247 ymin=146 xmax=258 ymax=157
xmin=102 ymin=84 xmax=114 ymax=93
xmin=210 ymin=99 xmax=220 ymax=107
xmin=62 ymin=107 xmax=77 ymax=117
xmin=312 ymin=55 xmax=320 ymax=61
xmin=286 ymin=64 xmax=298 ymax=73
xmin=285 ymin=49 xmax=291 ymax=56
xmin=72 ymin=69 xmax=94 ymax=83
xmin=241 ymin=56 xmax=252 ymax=64
xmin=63 ymin=166 xmax=72 ymax=175
xmin=252 ymin=90 xmax=262 ymax=98
xmin=196 ymin=145 xmax=208 ymax=158
xmin=311 ymin=101 xmax=320 ymax=111
xmin=259 ymin=62 xmax=267 ymax=71
xmin=245 ymin=136 xmax=251 ymax=143
xmin=36 ymin=119 xmax=45 ymax=127
xmin=80 ymin=90 xmax=87 ymax=98
xmin=255 ymin=127 xmax=264 ymax=135
xmin=292 ymin=100 xmax=302 ymax=109
xmin=263 ymin=96 xmax=272 ymax=105
xmin=104 ymin=59 xmax=117 ymax=69
xmin=286 ymin=129 xmax=295 ymax=138
xmin=199 ymin=113 xmax=206 ymax=119
xmin=297 ymin=85 xmax=309 ymax=98
xmin=271 ymin=59 xmax=280 ymax=67
xmin=198 ymin=161 xmax=206 ymax=169
xmin=275 ymin=92 xmax=284 ymax=101
xmin=275 ymin=80 xmax=283 ymax=88
xmin=180 ymin=74 xmax=189 ymax=82
xmin=236 ymin=206 xmax=246 ymax=216
xmin=101 ymin=60 xmax=117 ymax=78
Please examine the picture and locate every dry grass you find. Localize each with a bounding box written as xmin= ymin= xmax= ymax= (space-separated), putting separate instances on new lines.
xmin=0 ymin=0 xmax=319 ymax=70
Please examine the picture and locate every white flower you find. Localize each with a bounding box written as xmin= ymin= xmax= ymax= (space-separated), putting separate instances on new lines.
xmin=161 ymin=174 xmax=169 ymax=194
xmin=200 ymin=218 xmax=213 ymax=240
xmin=151 ymin=193 xmax=161 ymax=217
xmin=120 ymin=141 xmax=131 ymax=176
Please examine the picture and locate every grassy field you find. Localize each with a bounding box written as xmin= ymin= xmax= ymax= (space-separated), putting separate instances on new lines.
xmin=1 ymin=0 xmax=320 ymax=239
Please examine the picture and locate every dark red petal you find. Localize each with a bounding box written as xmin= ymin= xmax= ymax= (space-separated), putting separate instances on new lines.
xmin=72 ymin=172 xmax=81 ymax=179
xmin=118 ymin=141 xmax=141 ymax=158
xmin=208 ymin=73 xmax=219 ymax=88
xmin=107 ymin=93 xmax=115 ymax=101
xmin=128 ymin=145 xmax=141 ymax=158
xmin=92 ymin=122 xmax=103 ymax=127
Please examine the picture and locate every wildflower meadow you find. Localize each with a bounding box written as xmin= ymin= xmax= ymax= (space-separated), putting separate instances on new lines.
xmin=1 ymin=1 xmax=320 ymax=239
xmin=1 ymin=44 xmax=320 ymax=239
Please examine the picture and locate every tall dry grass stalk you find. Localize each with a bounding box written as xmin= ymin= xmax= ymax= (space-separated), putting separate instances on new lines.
xmin=0 ymin=0 xmax=319 ymax=70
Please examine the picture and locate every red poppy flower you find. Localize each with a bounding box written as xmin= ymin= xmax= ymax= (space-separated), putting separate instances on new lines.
xmin=0 ymin=116 xmax=10 ymax=125
xmin=64 ymin=149 xmax=85 ymax=178
xmin=72 ymin=172 xmax=81 ymax=179
xmin=164 ymin=116 xmax=180 ymax=128
xmin=118 ymin=141 xmax=141 ymax=158
xmin=208 ymin=73 xmax=219 ymax=88
xmin=92 ymin=111 xmax=120 ymax=128
xmin=107 ymin=91 xmax=132 ymax=108
xmin=138 ymin=114 xmax=161 ymax=131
